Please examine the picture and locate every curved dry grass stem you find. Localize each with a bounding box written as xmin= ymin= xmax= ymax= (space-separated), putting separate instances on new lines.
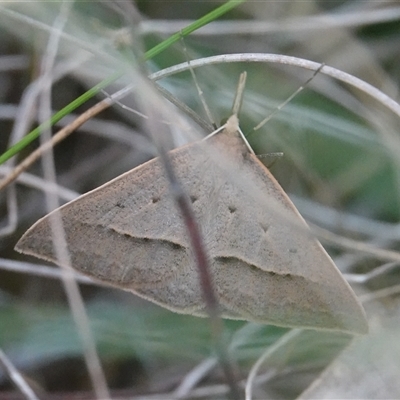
xmin=174 ymin=358 xmax=218 ymax=397
xmin=0 ymin=183 xmax=17 ymax=236
xmin=310 ymin=223 xmax=400 ymax=263
xmin=0 ymin=99 xmax=111 ymax=191
xmin=0 ymin=349 xmax=39 ymax=400
xmin=37 ymin=2 xmax=110 ymax=398
xmin=345 ymin=262 xmax=400 ymax=285
xmin=0 ymin=258 xmax=95 ymax=284
xmin=359 ymin=283 xmax=400 ymax=303
xmin=292 ymin=195 xmax=400 ymax=241
xmin=149 ymin=54 xmax=400 ymax=119
xmin=245 ymin=329 xmax=302 ymax=400
xmin=0 ymin=166 xmax=78 ymax=200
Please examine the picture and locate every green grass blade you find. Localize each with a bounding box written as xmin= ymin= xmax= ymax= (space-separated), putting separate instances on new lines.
xmin=144 ymin=0 xmax=247 ymax=61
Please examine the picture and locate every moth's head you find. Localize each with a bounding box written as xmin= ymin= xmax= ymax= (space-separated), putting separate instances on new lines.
xmin=225 ymin=114 xmax=239 ymax=131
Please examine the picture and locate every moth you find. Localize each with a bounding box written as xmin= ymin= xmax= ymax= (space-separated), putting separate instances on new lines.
xmin=16 ymin=114 xmax=368 ymax=334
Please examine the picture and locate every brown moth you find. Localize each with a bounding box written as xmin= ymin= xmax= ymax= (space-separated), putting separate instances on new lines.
xmin=15 ymin=115 xmax=368 ymax=334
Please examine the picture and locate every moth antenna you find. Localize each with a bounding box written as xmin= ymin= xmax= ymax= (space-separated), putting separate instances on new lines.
xmin=250 ymin=63 xmax=326 ymax=135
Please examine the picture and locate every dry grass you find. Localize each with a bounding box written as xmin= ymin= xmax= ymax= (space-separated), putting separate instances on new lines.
xmin=0 ymin=1 xmax=400 ymax=399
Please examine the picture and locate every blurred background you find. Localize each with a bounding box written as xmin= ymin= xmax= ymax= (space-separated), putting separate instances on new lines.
xmin=0 ymin=1 xmax=399 ymax=399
